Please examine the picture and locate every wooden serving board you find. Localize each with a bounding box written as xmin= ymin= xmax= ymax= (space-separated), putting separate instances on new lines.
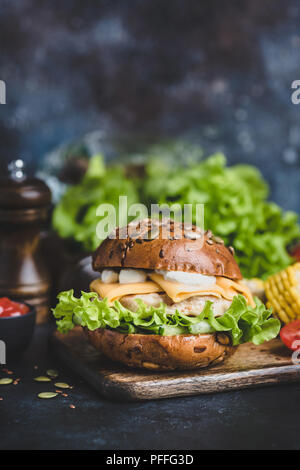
xmin=50 ymin=327 xmax=300 ymax=402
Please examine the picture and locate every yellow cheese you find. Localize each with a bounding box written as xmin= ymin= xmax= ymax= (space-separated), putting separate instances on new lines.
xmin=149 ymin=273 xmax=255 ymax=307
xmin=217 ymin=277 xmax=255 ymax=307
xmin=90 ymin=274 xmax=255 ymax=307
xmin=90 ymin=279 xmax=162 ymax=304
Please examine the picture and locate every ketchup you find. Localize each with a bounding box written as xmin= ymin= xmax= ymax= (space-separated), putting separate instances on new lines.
xmin=0 ymin=297 xmax=29 ymax=318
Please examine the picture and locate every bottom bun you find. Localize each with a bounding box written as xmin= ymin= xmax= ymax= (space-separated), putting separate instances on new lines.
xmin=85 ymin=328 xmax=236 ymax=371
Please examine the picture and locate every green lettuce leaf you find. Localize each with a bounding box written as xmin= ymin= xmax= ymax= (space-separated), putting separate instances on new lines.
xmin=52 ymin=291 xmax=281 ymax=346
xmin=52 ymin=144 xmax=300 ymax=278
xmin=52 ymin=155 xmax=139 ymax=251
xmin=142 ymin=147 xmax=300 ymax=279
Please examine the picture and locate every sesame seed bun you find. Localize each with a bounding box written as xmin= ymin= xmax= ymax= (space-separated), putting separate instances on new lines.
xmin=92 ymin=218 xmax=242 ymax=280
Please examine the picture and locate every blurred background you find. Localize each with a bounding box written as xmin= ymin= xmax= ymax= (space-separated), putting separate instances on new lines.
xmin=0 ymin=0 xmax=300 ymax=211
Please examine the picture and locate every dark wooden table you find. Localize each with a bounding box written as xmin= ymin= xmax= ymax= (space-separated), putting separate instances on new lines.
xmin=1 ymin=323 xmax=300 ymax=450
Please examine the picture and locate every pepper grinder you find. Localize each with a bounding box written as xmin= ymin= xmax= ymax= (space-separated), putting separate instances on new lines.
xmin=0 ymin=160 xmax=52 ymax=324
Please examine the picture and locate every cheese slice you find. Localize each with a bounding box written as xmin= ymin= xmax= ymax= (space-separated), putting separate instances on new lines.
xmin=149 ymin=273 xmax=255 ymax=307
xmin=90 ymin=274 xmax=255 ymax=307
xmin=90 ymin=279 xmax=162 ymax=304
xmin=216 ymin=277 xmax=255 ymax=307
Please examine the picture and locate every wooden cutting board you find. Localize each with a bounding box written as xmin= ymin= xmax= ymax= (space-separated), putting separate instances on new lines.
xmin=50 ymin=327 xmax=300 ymax=402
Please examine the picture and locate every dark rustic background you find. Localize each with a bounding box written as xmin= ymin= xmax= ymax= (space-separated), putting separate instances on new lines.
xmin=0 ymin=0 xmax=300 ymax=210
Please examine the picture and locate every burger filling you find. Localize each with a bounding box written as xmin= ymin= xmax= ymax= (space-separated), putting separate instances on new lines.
xmin=90 ymin=268 xmax=256 ymax=313
xmin=53 ymin=267 xmax=280 ymax=347
xmin=119 ymin=293 xmax=232 ymax=317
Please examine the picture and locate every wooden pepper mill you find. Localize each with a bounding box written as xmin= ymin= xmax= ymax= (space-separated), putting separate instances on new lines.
xmin=0 ymin=160 xmax=52 ymax=323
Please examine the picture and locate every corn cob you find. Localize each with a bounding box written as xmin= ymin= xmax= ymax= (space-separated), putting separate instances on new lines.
xmin=265 ymin=263 xmax=300 ymax=324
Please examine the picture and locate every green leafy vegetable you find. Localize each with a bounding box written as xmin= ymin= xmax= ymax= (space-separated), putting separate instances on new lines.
xmin=52 ymin=143 xmax=300 ymax=279
xmin=52 ymin=291 xmax=280 ymax=346
xmin=52 ymin=154 xmax=139 ymax=251
xmin=143 ymin=149 xmax=300 ymax=279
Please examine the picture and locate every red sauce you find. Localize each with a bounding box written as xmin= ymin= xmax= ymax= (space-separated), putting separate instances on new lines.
xmin=0 ymin=297 xmax=29 ymax=318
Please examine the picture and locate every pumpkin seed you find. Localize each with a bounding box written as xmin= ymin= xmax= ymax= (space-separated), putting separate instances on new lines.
xmin=213 ymin=236 xmax=224 ymax=245
xmin=185 ymin=231 xmax=201 ymax=240
xmin=38 ymin=392 xmax=58 ymax=399
xmin=46 ymin=369 xmax=59 ymax=378
xmin=54 ymin=382 xmax=70 ymax=389
xmin=0 ymin=378 xmax=13 ymax=385
xmin=34 ymin=376 xmax=51 ymax=382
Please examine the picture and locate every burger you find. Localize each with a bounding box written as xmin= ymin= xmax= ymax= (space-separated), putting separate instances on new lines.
xmin=53 ymin=218 xmax=280 ymax=371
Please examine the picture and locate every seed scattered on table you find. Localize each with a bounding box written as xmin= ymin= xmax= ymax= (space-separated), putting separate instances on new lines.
xmin=54 ymin=382 xmax=70 ymax=389
xmin=34 ymin=376 xmax=51 ymax=382
xmin=0 ymin=378 xmax=13 ymax=385
xmin=38 ymin=392 xmax=58 ymax=399
xmin=46 ymin=369 xmax=59 ymax=378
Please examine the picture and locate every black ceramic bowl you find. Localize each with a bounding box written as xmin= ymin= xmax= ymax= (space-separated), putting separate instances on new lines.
xmin=0 ymin=301 xmax=36 ymax=359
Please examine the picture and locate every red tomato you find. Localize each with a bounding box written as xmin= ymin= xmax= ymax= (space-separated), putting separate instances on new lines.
xmin=0 ymin=297 xmax=29 ymax=318
xmin=280 ymin=320 xmax=300 ymax=351
xmin=291 ymin=244 xmax=300 ymax=262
